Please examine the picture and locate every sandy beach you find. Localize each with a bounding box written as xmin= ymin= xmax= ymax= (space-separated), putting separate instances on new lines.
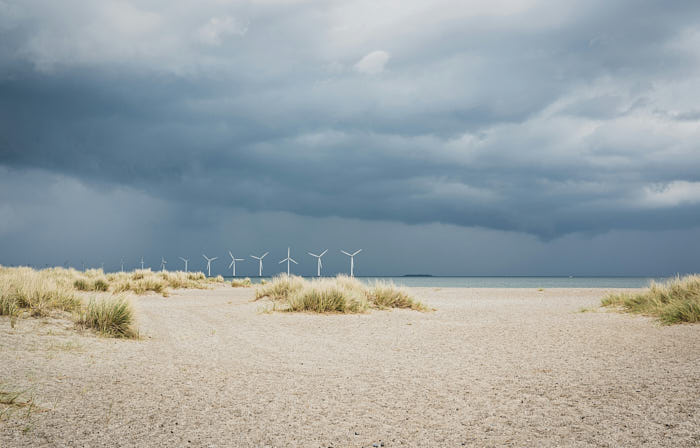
xmin=1 ymin=286 xmax=699 ymax=447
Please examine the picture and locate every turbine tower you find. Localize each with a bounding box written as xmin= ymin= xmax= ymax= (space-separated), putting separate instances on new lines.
xmin=278 ymin=247 xmax=298 ymax=276
xmin=202 ymin=254 xmax=218 ymax=277
xmin=307 ymin=249 xmax=328 ymax=277
xmin=228 ymin=251 xmax=245 ymax=277
xmin=120 ymin=258 xmax=124 ymax=272
xmin=250 ymin=252 xmax=268 ymax=277
xmin=140 ymin=256 xmax=145 ymax=270
xmin=160 ymin=257 xmax=167 ymax=272
xmin=340 ymin=249 xmax=362 ymax=277
xmin=179 ymin=257 xmax=189 ymax=272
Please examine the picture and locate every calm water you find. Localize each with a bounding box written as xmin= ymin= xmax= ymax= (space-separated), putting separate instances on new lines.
xmin=228 ymin=276 xmax=666 ymax=288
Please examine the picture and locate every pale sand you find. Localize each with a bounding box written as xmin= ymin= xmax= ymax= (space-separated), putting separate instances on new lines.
xmin=1 ymin=287 xmax=699 ymax=447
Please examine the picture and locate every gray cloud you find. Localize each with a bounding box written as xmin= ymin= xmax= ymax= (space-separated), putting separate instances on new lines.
xmin=1 ymin=0 xmax=700 ymax=272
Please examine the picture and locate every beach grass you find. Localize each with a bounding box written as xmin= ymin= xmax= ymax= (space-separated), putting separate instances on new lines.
xmin=255 ymin=274 xmax=428 ymax=313
xmin=0 ymin=267 xmax=81 ymax=318
xmin=602 ymin=274 xmax=700 ymax=324
xmin=0 ymin=265 xmax=226 ymax=336
xmin=0 ymin=384 xmax=36 ymax=423
xmin=76 ymin=296 xmax=138 ymax=338
xmin=231 ymin=277 xmax=252 ymax=287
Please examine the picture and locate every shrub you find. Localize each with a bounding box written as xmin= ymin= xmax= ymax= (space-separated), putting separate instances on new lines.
xmin=602 ymin=275 xmax=700 ymax=324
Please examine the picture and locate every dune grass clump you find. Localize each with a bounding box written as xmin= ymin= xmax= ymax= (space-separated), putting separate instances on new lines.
xmin=208 ymin=275 xmax=225 ymax=283
xmin=0 ymin=295 xmax=20 ymax=328
xmin=602 ymin=275 xmax=700 ymax=324
xmin=256 ymin=274 xmax=428 ymax=314
xmin=0 ymin=267 xmax=81 ymax=318
xmin=287 ymin=277 xmax=369 ymax=313
xmin=255 ymin=274 xmax=305 ymax=300
xmin=369 ymin=281 xmax=428 ymax=311
xmin=76 ymin=296 xmax=137 ymax=338
xmin=231 ymin=277 xmax=252 ymax=287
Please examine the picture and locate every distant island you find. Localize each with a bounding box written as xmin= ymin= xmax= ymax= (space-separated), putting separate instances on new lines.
xmin=403 ymin=274 xmax=433 ymax=277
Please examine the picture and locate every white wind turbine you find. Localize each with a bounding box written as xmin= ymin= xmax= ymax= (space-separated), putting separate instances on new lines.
xmin=278 ymin=247 xmax=298 ymax=276
xmin=179 ymin=257 xmax=189 ymax=272
xmin=202 ymin=254 xmax=217 ymax=277
xmin=340 ymin=249 xmax=362 ymax=277
xmin=307 ymin=249 xmax=328 ymax=277
xmin=120 ymin=258 xmax=124 ymax=272
xmin=228 ymin=251 xmax=245 ymax=277
xmin=160 ymin=257 xmax=167 ymax=272
xmin=250 ymin=252 xmax=269 ymax=277
xmin=140 ymin=256 xmax=145 ymax=270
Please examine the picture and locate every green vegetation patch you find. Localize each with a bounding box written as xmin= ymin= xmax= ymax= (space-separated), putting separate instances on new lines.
xmin=602 ymin=274 xmax=700 ymax=324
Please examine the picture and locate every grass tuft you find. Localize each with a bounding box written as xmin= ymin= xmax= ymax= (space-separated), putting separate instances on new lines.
xmin=369 ymin=281 xmax=428 ymax=311
xmin=602 ymin=274 xmax=700 ymax=324
xmin=255 ymin=274 xmax=429 ymax=314
xmin=231 ymin=277 xmax=252 ymax=287
xmin=76 ymin=296 xmax=138 ymax=338
xmin=255 ymin=274 xmax=305 ymax=301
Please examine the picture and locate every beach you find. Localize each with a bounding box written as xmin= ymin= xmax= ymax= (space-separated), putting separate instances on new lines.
xmin=1 ymin=286 xmax=699 ymax=447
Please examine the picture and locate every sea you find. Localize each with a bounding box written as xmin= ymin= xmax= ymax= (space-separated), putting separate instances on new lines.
xmin=225 ymin=276 xmax=668 ymax=288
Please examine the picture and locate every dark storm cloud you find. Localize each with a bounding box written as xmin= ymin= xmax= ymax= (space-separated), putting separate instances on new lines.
xmin=2 ymin=0 xmax=700 ymax=242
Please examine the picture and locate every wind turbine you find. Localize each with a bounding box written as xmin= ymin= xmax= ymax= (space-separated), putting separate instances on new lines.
xmin=179 ymin=257 xmax=189 ymax=272
xmin=202 ymin=254 xmax=218 ymax=277
xmin=140 ymin=257 xmax=145 ymax=270
xmin=160 ymin=257 xmax=167 ymax=272
xmin=307 ymin=249 xmax=328 ymax=277
xmin=278 ymin=247 xmax=298 ymax=276
xmin=120 ymin=258 xmax=125 ymax=272
xmin=250 ymin=252 xmax=269 ymax=277
xmin=340 ymin=249 xmax=362 ymax=277
xmin=228 ymin=251 xmax=245 ymax=277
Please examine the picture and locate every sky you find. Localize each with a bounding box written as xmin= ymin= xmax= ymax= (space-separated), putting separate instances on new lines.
xmin=1 ymin=0 xmax=700 ymax=277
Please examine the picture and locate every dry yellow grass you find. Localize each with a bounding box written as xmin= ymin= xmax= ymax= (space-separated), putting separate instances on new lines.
xmin=255 ymin=275 xmax=428 ymax=313
xmin=76 ymin=295 xmax=138 ymax=338
xmin=0 ymin=267 xmax=81 ymax=318
xmin=0 ymin=265 xmax=223 ymax=336
xmin=231 ymin=278 xmax=252 ymax=287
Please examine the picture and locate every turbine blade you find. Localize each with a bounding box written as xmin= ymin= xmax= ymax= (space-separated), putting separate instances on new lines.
xmin=279 ymin=259 xmax=286 ymax=264
xmin=212 ymin=257 xmax=218 ymax=261
xmin=228 ymin=261 xmax=234 ymax=269
xmin=341 ymin=250 xmax=351 ymax=256
xmin=290 ymin=258 xmax=298 ymax=264
xmin=229 ymin=251 xmax=234 ymax=259
xmin=308 ymin=252 xmax=318 ymax=257
xmin=261 ymin=252 xmax=268 ymax=258
xmin=320 ymin=249 xmax=328 ymax=256
xmin=352 ymin=249 xmax=362 ymax=256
